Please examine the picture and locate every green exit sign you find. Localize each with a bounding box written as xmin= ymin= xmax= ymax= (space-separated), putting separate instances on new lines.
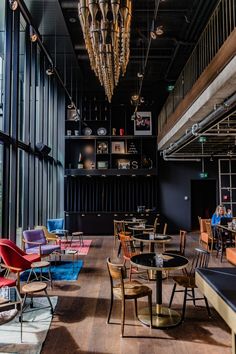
xmin=199 ymin=136 xmax=207 ymax=143
xmin=200 ymin=172 xmax=208 ymax=178
xmin=167 ymin=85 xmax=174 ymax=92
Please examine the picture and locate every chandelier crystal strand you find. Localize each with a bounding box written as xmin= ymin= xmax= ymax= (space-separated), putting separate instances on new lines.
xmin=78 ymin=0 xmax=132 ymax=102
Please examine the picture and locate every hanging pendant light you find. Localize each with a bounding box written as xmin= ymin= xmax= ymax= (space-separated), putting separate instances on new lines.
xmin=78 ymin=0 xmax=132 ymax=102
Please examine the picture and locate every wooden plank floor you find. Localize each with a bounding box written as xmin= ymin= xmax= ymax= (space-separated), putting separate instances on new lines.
xmin=42 ymin=233 xmax=233 ymax=354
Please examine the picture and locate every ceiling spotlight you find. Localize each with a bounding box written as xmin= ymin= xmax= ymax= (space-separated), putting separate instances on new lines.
xmin=137 ymin=72 xmax=144 ymax=78
xmin=29 ymin=26 xmax=38 ymax=42
xmin=131 ymin=94 xmax=140 ymax=102
xmin=67 ymin=102 xmax=74 ymax=109
xmin=9 ymin=0 xmax=18 ymax=10
xmin=46 ymin=67 xmax=54 ymax=76
xmin=140 ymin=97 xmax=145 ymax=103
xmin=69 ymin=17 xmax=76 ymax=23
xmin=155 ymin=25 xmax=164 ymax=36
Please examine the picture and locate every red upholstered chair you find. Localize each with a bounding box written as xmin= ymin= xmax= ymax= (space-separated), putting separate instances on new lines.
xmin=0 ymin=239 xmax=41 ymax=290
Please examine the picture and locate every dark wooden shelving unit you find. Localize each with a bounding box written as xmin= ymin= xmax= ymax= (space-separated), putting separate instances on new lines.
xmin=65 ymin=97 xmax=158 ymax=234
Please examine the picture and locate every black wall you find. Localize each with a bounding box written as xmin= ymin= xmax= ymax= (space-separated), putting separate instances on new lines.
xmin=159 ymin=158 xmax=219 ymax=233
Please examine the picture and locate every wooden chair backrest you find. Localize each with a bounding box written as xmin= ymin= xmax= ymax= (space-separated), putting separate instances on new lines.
xmin=119 ymin=234 xmax=136 ymax=259
xmin=107 ymin=257 xmax=125 ymax=296
xmin=162 ymin=223 xmax=167 ymax=235
xmin=199 ymin=217 xmax=211 ymax=233
xmin=153 ymin=217 xmax=159 ymax=233
xmin=189 ymin=247 xmax=210 ymax=276
xmin=205 ymin=220 xmax=213 ymax=240
xmin=114 ymin=220 xmax=125 ymax=237
xmin=179 ymin=230 xmax=187 ymax=255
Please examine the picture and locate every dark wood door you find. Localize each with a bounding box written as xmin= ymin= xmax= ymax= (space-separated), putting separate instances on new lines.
xmin=191 ymin=179 xmax=217 ymax=230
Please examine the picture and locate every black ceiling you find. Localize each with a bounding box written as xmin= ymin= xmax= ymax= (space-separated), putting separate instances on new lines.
xmin=60 ymin=0 xmax=218 ymax=112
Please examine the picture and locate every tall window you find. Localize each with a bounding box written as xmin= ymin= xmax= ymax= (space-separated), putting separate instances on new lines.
xmin=0 ymin=143 xmax=3 ymax=233
xmin=0 ymin=0 xmax=5 ymax=131
xmin=18 ymin=15 xmax=26 ymax=141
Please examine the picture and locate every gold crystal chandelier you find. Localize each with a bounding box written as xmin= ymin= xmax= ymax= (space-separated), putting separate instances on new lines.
xmin=78 ymin=0 xmax=132 ymax=102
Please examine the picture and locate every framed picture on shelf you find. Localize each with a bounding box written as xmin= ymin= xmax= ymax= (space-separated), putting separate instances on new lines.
xmin=97 ymin=161 xmax=109 ymax=169
xmin=134 ymin=111 xmax=152 ymax=135
xmin=111 ymin=141 xmax=125 ymax=154
xmin=118 ymin=159 xmax=130 ymax=169
xmin=97 ymin=141 xmax=108 ymax=154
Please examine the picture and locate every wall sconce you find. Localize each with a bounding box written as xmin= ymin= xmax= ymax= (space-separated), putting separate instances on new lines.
xmin=29 ymin=25 xmax=38 ymax=42
xmin=9 ymin=0 xmax=18 ymax=10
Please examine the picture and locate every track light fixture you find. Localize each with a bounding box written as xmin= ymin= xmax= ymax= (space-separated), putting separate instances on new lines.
xmin=9 ymin=0 xmax=18 ymax=11
xmin=29 ymin=25 xmax=38 ymax=42
xmin=46 ymin=67 xmax=54 ymax=76
xmin=150 ymin=22 xmax=164 ymax=39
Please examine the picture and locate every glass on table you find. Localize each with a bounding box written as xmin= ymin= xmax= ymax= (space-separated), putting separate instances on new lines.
xmin=154 ymin=254 xmax=164 ymax=267
xmin=149 ymin=232 xmax=154 ymax=240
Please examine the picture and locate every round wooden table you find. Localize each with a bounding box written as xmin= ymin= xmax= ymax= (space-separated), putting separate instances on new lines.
xmin=132 ymin=233 xmax=172 ymax=252
xmin=131 ymin=253 xmax=189 ymax=328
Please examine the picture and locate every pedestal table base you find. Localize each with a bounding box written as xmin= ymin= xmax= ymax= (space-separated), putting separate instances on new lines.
xmin=138 ymin=306 xmax=182 ymax=328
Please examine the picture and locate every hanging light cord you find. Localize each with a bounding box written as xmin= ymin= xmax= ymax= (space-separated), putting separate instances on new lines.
xmin=134 ymin=0 xmax=161 ymax=115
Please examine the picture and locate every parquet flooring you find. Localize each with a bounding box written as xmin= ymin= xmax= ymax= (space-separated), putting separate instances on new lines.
xmin=42 ymin=233 xmax=232 ymax=354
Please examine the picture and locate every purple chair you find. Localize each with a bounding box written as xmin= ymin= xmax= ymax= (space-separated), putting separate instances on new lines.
xmin=23 ymin=229 xmax=60 ymax=257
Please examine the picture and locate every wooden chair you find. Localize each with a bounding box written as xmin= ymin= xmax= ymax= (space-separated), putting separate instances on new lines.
xmin=114 ymin=220 xmax=132 ymax=257
xmin=167 ymin=230 xmax=187 ymax=256
xmin=168 ymin=248 xmax=211 ymax=321
xmin=119 ymin=233 xmax=141 ymax=281
xmin=113 ymin=220 xmax=125 ymax=246
xmin=106 ymin=257 xmax=152 ymax=337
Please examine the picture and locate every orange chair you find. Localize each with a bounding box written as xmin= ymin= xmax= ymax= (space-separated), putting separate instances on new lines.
xmin=226 ymin=246 xmax=236 ymax=265
xmin=199 ymin=217 xmax=211 ymax=249
xmin=119 ymin=234 xmax=141 ymax=281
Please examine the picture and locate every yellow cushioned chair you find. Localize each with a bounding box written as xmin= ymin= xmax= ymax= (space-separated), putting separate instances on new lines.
xmin=34 ymin=225 xmax=60 ymax=244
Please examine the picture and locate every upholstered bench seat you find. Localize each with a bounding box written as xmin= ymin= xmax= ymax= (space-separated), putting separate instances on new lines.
xmin=226 ymin=247 xmax=236 ymax=265
xmin=196 ymin=267 xmax=236 ymax=312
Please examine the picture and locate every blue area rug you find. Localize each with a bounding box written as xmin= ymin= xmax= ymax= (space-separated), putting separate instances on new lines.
xmin=20 ymin=260 xmax=83 ymax=281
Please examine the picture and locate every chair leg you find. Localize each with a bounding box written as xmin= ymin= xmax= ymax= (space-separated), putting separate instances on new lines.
xmin=129 ymin=265 xmax=133 ymax=281
xmin=107 ymin=292 xmax=113 ymax=324
xmin=44 ymin=288 xmax=54 ymax=314
xmin=148 ymin=293 xmax=153 ymax=328
xmin=121 ymin=299 xmax=125 ymax=338
xmin=168 ymin=283 xmax=176 ymax=308
xmin=181 ymin=287 xmax=188 ymax=321
xmin=134 ymin=298 xmax=138 ymax=318
xmin=117 ymin=242 xmax=121 ymax=257
xmin=192 ymin=288 xmax=196 ymax=306
xmin=204 ymin=296 xmax=211 ymax=318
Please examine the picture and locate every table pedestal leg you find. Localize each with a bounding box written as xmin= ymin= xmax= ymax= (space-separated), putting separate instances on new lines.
xmin=138 ymin=270 xmax=182 ymax=328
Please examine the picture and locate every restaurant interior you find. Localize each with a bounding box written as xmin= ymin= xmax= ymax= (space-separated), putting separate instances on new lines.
xmin=0 ymin=0 xmax=236 ymax=353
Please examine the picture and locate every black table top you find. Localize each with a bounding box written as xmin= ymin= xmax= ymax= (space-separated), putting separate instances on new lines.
xmin=130 ymin=252 xmax=189 ymax=271
xmin=196 ymin=267 xmax=236 ymax=312
xmin=132 ymin=234 xmax=171 ymax=243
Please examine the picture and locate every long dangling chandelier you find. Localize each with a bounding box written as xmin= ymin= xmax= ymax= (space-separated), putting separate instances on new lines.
xmin=78 ymin=0 xmax=132 ymax=102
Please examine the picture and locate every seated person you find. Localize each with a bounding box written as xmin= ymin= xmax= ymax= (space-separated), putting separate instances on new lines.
xmin=211 ymin=205 xmax=227 ymax=227
xmin=227 ymin=208 xmax=233 ymax=217
xmin=211 ymin=205 xmax=232 ymax=247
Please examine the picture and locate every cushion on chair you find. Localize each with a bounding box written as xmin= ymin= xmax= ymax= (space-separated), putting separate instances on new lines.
xmin=25 ymin=244 xmax=60 ymax=255
xmin=226 ymin=248 xmax=236 ymax=265
xmin=23 ymin=229 xmax=46 ymax=250
xmin=47 ymin=218 xmax=64 ymax=232
xmin=23 ymin=254 xmax=41 ymax=263
xmin=113 ymin=280 xmax=152 ymax=299
xmin=172 ymin=275 xmax=196 ymax=288
xmin=0 ymin=277 xmax=16 ymax=287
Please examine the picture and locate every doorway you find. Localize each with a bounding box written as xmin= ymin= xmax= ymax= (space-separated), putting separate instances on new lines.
xmin=191 ymin=179 xmax=217 ymax=230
